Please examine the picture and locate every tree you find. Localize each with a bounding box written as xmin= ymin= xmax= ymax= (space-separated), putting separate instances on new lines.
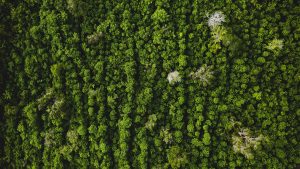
xmin=87 ymin=32 xmax=103 ymax=45
xmin=266 ymin=39 xmax=283 ymax=51
xmin=167 ymin=71 xmax=181 ymax=84
xmin=207 ymin=11 xmax=226 ymax=28
xmin=210 ymin=25 xmax=228 ymax=44
xmin=67 ymin=0 xmax=88 ymax=17
xmin=203 ymin=133 xmax=211 ymax=146
xmin=160 ymin=128 xmax=172 ymax=144
xmin=151 ymin=8 xmax=168 ymax=23
xmin=232 ymin=128 xmax=266 ymax=159
xmin=190 ymin=64 xmax=214 ymax=87
xmin=167 ymin=146 xmax=188 ymax=169
xmin=145 ymin=114 xmax=157 ymax=131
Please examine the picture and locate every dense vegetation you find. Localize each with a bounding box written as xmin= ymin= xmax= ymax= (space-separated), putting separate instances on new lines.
xmin=0 ymin=0 xmax=299 ymax=168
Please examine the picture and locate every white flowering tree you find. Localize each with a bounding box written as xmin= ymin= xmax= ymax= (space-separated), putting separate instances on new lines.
xmin=208 ymin=11 xmax=226 ymax=28
xmin=232 ymin=128 xmax=265 ymax=159
xmin=190 ymin=64 xmax=214 ymax=87
xmin=225 ymin=119 xmax=267 ymax=159
xmin=167 ymin=71 xmax=181 ymax=84
xmin=87 ymin=32 xmax=104 ymax=44
xmin=207 ymin=11 xmax=233 ymax=52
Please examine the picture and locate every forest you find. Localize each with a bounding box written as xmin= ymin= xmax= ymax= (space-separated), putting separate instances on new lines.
xmin=0 ymin=0 xmax=299 ymax=168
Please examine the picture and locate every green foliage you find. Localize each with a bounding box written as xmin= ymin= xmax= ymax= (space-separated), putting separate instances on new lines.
xmin=151 ymin=8 xmax=168 ymax=23
xmin=145 ymin=114 xmax=157 ymax=131
xmin=203 ymin=132 xmax=211 ymax=146
xmin=160 ymin=128 xmax=172 ymax=144
xmin=167 ymin=146 xmax=188 ymax=169
xmin=67 ymin=0 xmax=88 ymax=17
xmin=0 ymin=1 xmax=299 ymax=168
xmin=43 ymin=130 xmax=57 ymax=147
xmin=266 ymin=39 xmax=284 ymax=51
xmin=211 ymin=26 xmax=228 ymax=44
